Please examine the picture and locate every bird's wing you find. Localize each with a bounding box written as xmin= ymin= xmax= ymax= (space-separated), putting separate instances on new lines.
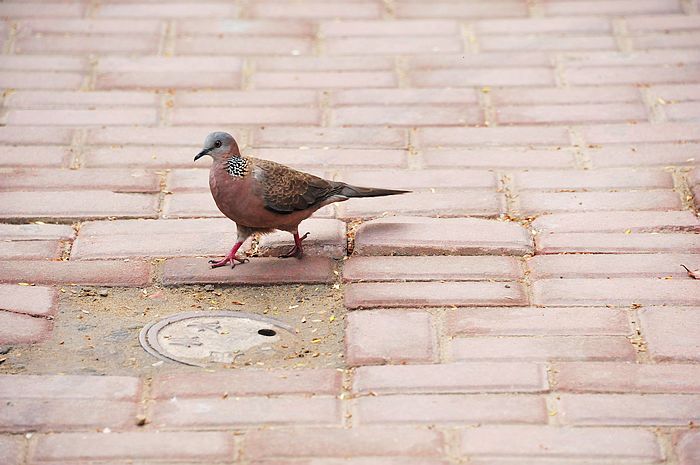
xmin=251 ymin=157 xmax=339 ymax=214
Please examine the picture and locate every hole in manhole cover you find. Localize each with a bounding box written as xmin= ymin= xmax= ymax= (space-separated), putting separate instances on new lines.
xmin=139 ymin=311 xmax=297 ymax=367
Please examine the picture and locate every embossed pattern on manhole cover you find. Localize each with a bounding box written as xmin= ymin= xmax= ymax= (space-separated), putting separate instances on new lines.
xmin=139 ymin=311 xmax=297 ymax=367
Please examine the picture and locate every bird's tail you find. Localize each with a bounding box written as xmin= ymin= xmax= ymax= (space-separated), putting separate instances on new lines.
xmin=335 ymin=182 xmax=410 ymax=198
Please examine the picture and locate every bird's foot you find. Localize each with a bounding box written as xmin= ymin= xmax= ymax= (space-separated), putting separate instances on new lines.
xmin=209 ymin=255 xmax=249 ymax=269
xmin=281 ymin=232 xmax=310 ymax=259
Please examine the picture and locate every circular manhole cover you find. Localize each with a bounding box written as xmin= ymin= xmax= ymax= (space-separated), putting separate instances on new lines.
xmin=139 ymin=311 xmax=297 ymax=367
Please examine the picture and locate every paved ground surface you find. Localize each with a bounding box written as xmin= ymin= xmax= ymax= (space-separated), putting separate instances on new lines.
xmin=1 ymin=0 xmax=700 ymax=463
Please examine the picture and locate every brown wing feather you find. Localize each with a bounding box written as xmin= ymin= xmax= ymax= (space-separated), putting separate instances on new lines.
xmin=250 ymin=157 xmax=338 ymax=214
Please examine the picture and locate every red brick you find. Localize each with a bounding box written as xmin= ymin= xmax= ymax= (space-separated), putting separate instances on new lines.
xmin=0 ymin=311 xmax=52 ymax=344
xmin=411 ymin=68 xmax=555 ymax=87
xmin=332 ymin=88 xmax=478 ymax=106
xmin=15 ymin=35 xmax=159 ymax=54
xmin=251 ymin=148 xmax=407 ymax=168
xmin=320 ymin=19 xmax=460 ymax=36
xmin=5 ymin=108 xmax=157 ymax=126
xmin=417 ymin=126 xmax=571 ymax=147
xmin=0 ymin=71 xmax=83 ymax=90
xmin=535 ymin=233 xmax=700 ymax=254
xmin=626 ymin=14 xmax=700 ymax=31
xmin=0 ymin=55 xmax=86 ymax=72
xmin=18 ymin=18 xmax=163 ymax=34
xmin=162 ymin=256 xmax=335 ymax=285
xmin=332 ymin=105 xmax=480 ymax=126
xmin=343 ymin=256 xmax=522 ymax=282
xmin=95 ymin=2 xmax=239 ymax=18
xmin=0 ymin=169 xmax=160 ymax=192
xmin=555 ymin=362 xmax=700 ymax=393
xmin=531 ymin=210 xmax=700 ymax=233
xmin=252 ymin=127 xmax=408 ymax=149
xmin=424 ymin=148 xmax=576 ymax=169
xmin=633 ymin=32 xmax=700 ymax=49
xmin=512 ymin=168 xmax=673 ymax=190
xmin=252 ymin=71 xmax=397 ymax=89
xmin=172 ymin=106 xmax=319 ymax=125
xmin=79 ymin=218 xmax=227 ymax=236
xmin=481 ymin=34 xmax=617 ymax=52
xmin=518 ymin=191 xmax=681 ymax=215
xmin=565 ymin=65 xmax=700 ymax=85
xmin=0 ymin=223 xmax=75 ymax=241
xmin=345 ymin=282 xmax=526 ymax=309
xmin=87 ymin=126 xmax=230 ymax=146
xmin=0 ymin=397 xmax=138 ymax=432
xmin=582 ymin=123 xmax=700 ymax=144
xmin=152 ymin=368 xmax=341 ymax=399
xmin=353 ymin=216 xmax=532 ymax=256
xmin=251 ymin=1 xmax=381 ymax=19
xmin=587 ymin=143 xmax=700 ymax=167
xmin=496 ymin=103 xmax=647 ymax=124
xmin=558 ymin=394 xmax=700 ymax=425
xmin=449 ymin=336 xmax=635 ymax=362
xmin=0 ymin=240 xmax=61 ymax=260
xmin=533 ymin=278 xmax=700 ymax=306
xmin=0 ymin=127 xmax=73 ymax=145
xmin=345 ymin=310 xmax=435 ymax=365
xmin=161 ymin=192 xmax=223 ymax=217
xmin=357 ymin=394 xmax=546 ymax=424
xmin=83 ymin=145 xmax=201 ymax=169
xmin=354 ymin=362 xmax=548 ymax=394
xmin=152 ymin=396 xmax=340 ymax=428
xmin=0 ymin=375 xmax=139 ymax=400
xmin=0 ymin=191 xmax=158 ymax=220
xmin=176 ymin=36 xmax=313 ymax=55
xmin=245 ymin=426 xmax=445 ymax=459
xmin=666 ymin=101 xmax=700 ymax=121
xmin=337 ymin=191 xmax=502 ymax=219
xmin=96 ymin=72 xmax=240 ymax=90
xmin=0 ymin=260 xmax=151 ymax=287
xmin=337 ymin=169 xmax=497 ymax=191
xmin=4 ymin=90 xmax=158 ymax=108
xmin=31 ymin=432 xmax=234 ymax=462
xmin=530 ymin=253 xmax=700 ymax=278
xmin=445 ymin=307 xmax=630 ymax=336
xmin=326 ymin=37 xmax=462 ymax=55
xmin=0 ymin=436 xmax=22 ymax=465
xmin=0 ymin=3 xmax=84 ymax=17
xmin=177 ymin=19 xmax=314 ymax=36
xmin=166 ymin=169 xmax=209 ymax=191
xmin=408 ymin=52 xmax=551 ymax=69
xmin=254 ymin=56 xmax=394 ymax=71
xmin=543 ymin=0 xmax=681 ymax=16
xmin=677 ymin=431 xmax=700 ymax=465
xmin=475 ymin=17 xmax=612 ymax=34
xmin=639 ymin=307 xmax=700 ymax=361
xmin=459 ymin=425 xmax=662 ymax=460
xmin=490 ymin=85 xmax=641 ymax=105
xmin=395 ymin=1 xmax=528 ymax=19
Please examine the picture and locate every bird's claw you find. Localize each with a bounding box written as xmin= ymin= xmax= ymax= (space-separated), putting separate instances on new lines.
xmin=209 ymin=256 xmax=249 ymax=269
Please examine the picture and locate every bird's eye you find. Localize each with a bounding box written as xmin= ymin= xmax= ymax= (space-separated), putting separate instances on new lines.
xmin=214 ymin=140 xmax=222 ymax=148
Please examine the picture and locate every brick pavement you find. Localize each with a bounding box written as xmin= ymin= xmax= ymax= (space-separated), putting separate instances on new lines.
xmin=1 ymin=0 xmax=700 ymax=463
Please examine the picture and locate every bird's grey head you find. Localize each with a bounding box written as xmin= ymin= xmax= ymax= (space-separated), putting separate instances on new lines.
xmin=194 ymin=132 xmax=240 ymax=162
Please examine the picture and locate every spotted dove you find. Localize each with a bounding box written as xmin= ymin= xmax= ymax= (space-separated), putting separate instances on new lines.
xmin=195 ymin=132 xmax=408 ymax=268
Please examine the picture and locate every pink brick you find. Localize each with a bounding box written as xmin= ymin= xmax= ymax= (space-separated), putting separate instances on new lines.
xmin=332 ymin=105 xmax=480 ymax=126
xmin=0 ymin=3 xmax=84 ymax=17
xmin=490 ymin=85 xmax=641 ymax=105
xmin=166 ymin=169 xmax=212 ymax=191
xmin=0 ymin=71 xmax=83 ymax=90
xmin=445 ymin=307 xmax=630 ymax=336
xmin=152 ymin=396 xmax=340 ymax=427
xmin=15 ymin=35 xmax=158 ymax=54
xmin=0 ymin=284 xmax=57 ymax=317
xmin=345 ymin=310 xmax=435 ymax=365
xmin=96 ymin=72 xmax=240 ymax=90
xmin=177 ymin=19 xmax=313 ymax=36
xmin=543 ymin=0 xmax=681 ymax=16
xmin=0 ymin=240 xmax=61 ymax=260
xmin=0 ymin=127 xmax=73 ymax=145
xmin=162 ymin=192 xmax=230 ymax=217
xmin=0 ymin=260 xmax=151 ymax=287
xmin=343 ymin=256 xmax=522 ymax=282
xmin=251 ymin=148 xmax=407 ymax=168
xmin=411 ymin=68 xmax=554 ymax=87
xmin=17 ymin=18 xmax=163 ymax=34
xmin=650 ymin=83 xmax=700 ymax=101
xmin=459 ymin=425 xmax=662 ymax=460
xmin=0 ymin=224 xmax=75 ymax=241
xmin=354 ymin=362 xmax=548 ymax=394
xmin=0 ymin=311 xmax=52 ymax=344
xmin=480 ymin=35 xmax=617 ymax=52
xmin=175 ymin=89 xmax=317 ymax=107
xmin=245 ymin=426 xmax=445 ymax=459
xmin=176 ymin=36 xmax=312 ymax=55
xmin=252 ymin=71 xmax=396 ymax=89
xmin=98 ymin=56 xmax=243 ymax=73
xmin=0 ymin=146 xmax=70 ymax=168
xmin=536 ymin=233 xmax=700 ymax=254
xmin=677 ymin=431 xmax=700 ymax=465
xmin=252 ymin=127 xmax=408 ymax=149
xmin=31 ymin=432 xmax=234 ymax=462
xmin=95 ymin=2 xmax=239 ymax=18
xmin=556 ymin=362 xmax=700 ymax=393
xmin=408 ymin=52 xmax=551 ymax=69
xmin=337 ymin=191 xmax=503 ymax=219
xmin=417 ymin=126 xmax=571 ymax=147
xmin=558 ymin=394 xmax=700 ymax=425
xmin=666 ymin=101 xmax=700 ymax=121
xmin=357 ymin=394 xmax=546 ymax=424
xmin=587 ymin=143 xmax=700 ymax=167
xmin=320 ymin=19 xmax=460 ymax=36
xmin=475 ymin=17 xmax=612 ymax=34
xmin=5 ymin=108 xmax=157 ymax=126
xmin=172 ymin=106 xmax=319 ymax=125
xmin=332 ymin=88 xmax=478 ymax=106
xmin=424 ymin=148 xmax=576 ymax=169
xmin=0 ymin=169 xmax=160 ymax=192
xmin=0 ymin=55 xmax=86 ymax=72
xmin=518 ymin=191 xmax=681 ymax=215
xmin=395 ymin=1 xmax=528 ymax=19
xmin=337 ymin=169 xmax=497 ymax=190
xmin=512 ymin=168 xmax=673 ymax=190
xmin=345 ymin=282 xmax=526 ymax=309
xmin=325 ymin=37 xmax=462 ymax=55
xmin=533 ymin=278 xmax=700 ymax=306
xmin=626 ymin=14 xmax=700 ymax=31
xmin=0 ymin=436 xmax=22 ymax=465
xmin=254 ymin=56 xmax=394 ymax=72
xmin=633 ymin=32 xmax=700 ymax=49
xmin=152 ymin=368 xmax=341 ymax=399
xmin=353 ymin=217 xmax=532 ymax=256
xmin=530 ymin=253 xmax=700 ymax=278
xmin=449 ymin=336 xmax=635 ymax=362
xmin=496 ymin=103 xmax=647 ymax=124
xmin=0 ymin=191 xmax=158 ymax=220
xmin=639 ymin=307 xmax=700 ymax=361
xmin=87 ymin=126 xmax=229 ymax=146
xmin=6 ymin=90 xmax=158 ymax=108
xmin=252 ymin=1 xmax=380 ymax=18
xmin=162 ymin=257 xmax=335 ymax=285
xmin=83 ymin=145 xmax=201 ymax=169
xmin=531 ymin=210 xmax=700 ymax=233
xmin=565 ymin=65 xmax=700 ymax=85
xmin=581 ymin=123 xmax=700 ymax=144
xmin=0 ymin=375 xmax=139 ymax=401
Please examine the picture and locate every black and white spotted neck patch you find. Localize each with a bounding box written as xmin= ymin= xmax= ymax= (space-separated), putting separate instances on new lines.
xmin=224 ymin=156 xmax=249 ymax=178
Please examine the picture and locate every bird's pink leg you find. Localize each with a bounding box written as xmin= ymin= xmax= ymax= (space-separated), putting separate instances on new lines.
xmin=209 ymin=241 xmax=249 ymax=269
xmin=281 ymin=232 xmax=310 ymax=259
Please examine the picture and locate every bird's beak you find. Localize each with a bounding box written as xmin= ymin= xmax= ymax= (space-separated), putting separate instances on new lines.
xmin=194 ymin=148 xmax=211 ymax=161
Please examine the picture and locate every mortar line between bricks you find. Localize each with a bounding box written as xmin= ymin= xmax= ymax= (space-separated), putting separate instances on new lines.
xmin=460 ymin=22 xmax=479 ymax=53
xmin=519 ymin=255 xmax=535 ymax=307
xmin=237 ymin=0 xmax=252 ymax=18
xmin=441 ymin=427 xmax=462 ymax=463
xmin=500 ymin=172 xmax=519 ymax=219
xmin=382 ymin=0 xmax=397 ymax=19
xmin=241 ymin=59 xmax=255 ymax=91
xmin=341 ymin=368 xmax=356 ymax=427
xmin=313 ymin=21 xmax=325 ymax=56
xmin=657 ymin=428 xmax=682 ymax=465
xmin=640 ymin=87 xmax=667 ymax=124
xmin=435 ymin=309 xmax=449 ymax=364
xmin=320 ymin=90 xmax=331 ymax=127
xmin=81 ymin=55 xmax=98 ymax=91
xmin=2 ymin=21 xmax=17 ymax=54
xmin=158 ymin=20 xmax=176 ymax=57
xmin=568 ymin=127 xmax=592 ymax=170
xmin=85 ymin=0 xmax=99 ymax=17
xmin=527 ymin=0 xmax=544 ymax=17
xmin=68 ymin=128 xmax=88 ymax=170
xmin=552 ymin=53 xmax=567 ymax=88
xmin=672 ymin=167 xmax=697 ymax=213
xmin=681 ymin=0 xmax=698 ymax=14
xmin=545 ymin=393 xmax=561 ymax=426
xmin=395 ymin=56 xmax=410 ymax=88
xmin=138 ymin=376 xmax=154 ymax=427
xmin=612 ymin=18 xmax=633 ymax=53
xmin=479 ymin=88 xmax=496 ymax=127
xmin=627 ymin=308 xmax=650 ymax=363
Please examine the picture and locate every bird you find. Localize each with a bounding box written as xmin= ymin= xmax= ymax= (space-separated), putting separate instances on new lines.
xmin=194 ymin=131 xmax=409 ymax=268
